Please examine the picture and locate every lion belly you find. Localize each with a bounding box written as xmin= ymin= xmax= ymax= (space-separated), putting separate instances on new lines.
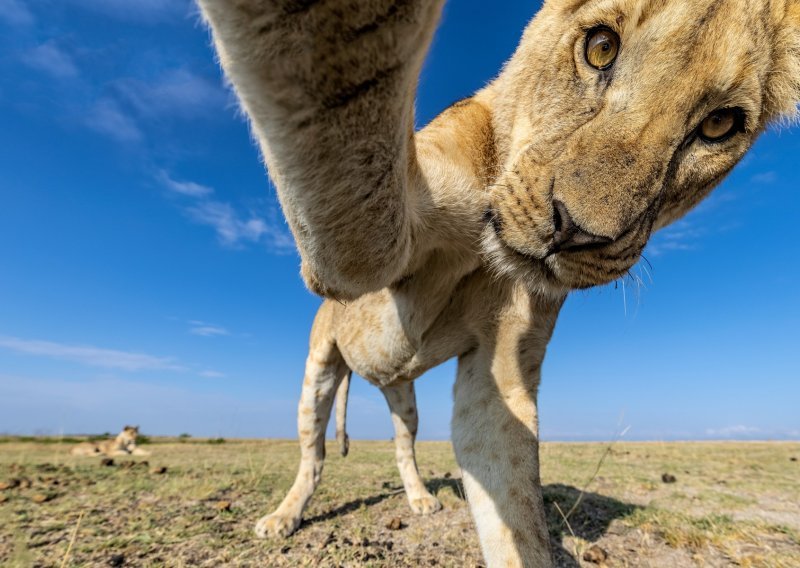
xmin=332 ymin=264 xmax=490 ymax=386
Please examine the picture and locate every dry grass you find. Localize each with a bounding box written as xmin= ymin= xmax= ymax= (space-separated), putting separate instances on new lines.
xmin=0 ymin=438 xmax=798 ymax=567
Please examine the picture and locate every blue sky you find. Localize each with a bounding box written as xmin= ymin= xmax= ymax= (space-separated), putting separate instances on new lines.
xmin=0 ymin=0 xmax=797 ymax=442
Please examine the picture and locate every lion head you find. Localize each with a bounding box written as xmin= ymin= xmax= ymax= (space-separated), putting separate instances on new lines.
xmin=117 ymin=425 xmax=140 ymax=450
xmin=484 ymin=0 xmax=800 ymax=292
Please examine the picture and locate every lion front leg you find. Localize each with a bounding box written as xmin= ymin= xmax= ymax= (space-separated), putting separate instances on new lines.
xmin=198 ymin=0 xmax=445 ymax=299
xmin=254 ymin=334 xmax=350 ymax=539
xmin=452 ymin=344 xmax=553 ymax=568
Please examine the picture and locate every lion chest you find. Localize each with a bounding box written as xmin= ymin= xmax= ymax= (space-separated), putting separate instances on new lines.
xmin=334 ymin=258 xmax=480 ymax=386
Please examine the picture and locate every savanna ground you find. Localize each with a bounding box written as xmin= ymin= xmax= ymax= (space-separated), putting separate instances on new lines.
xmin=0 ymin=438 xmax=798 ymax=567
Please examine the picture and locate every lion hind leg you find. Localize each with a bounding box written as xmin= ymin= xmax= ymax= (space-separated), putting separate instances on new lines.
xmin=254 ymin=337 xmax=349 ymax=539
xmin=70 ymin=443 xmax=100 ymax=456
xmin=335 ymin=371 xmax=351 ymax=457
xmin=381 ymin=381 xmax=442 ymax=515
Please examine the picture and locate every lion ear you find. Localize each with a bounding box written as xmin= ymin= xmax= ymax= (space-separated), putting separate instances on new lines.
xmin=543 ymin=0 xmax=584 ymax=12
xmin=766 ymin=2 xmax=800 ymax=121
xmin=788 ymin=2 xmax=800 ymax=106
xmin=789 ymin=2 xmax=800 ymax=26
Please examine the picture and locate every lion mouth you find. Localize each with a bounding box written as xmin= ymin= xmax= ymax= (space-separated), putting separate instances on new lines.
xmin=481 ymin=227 xmax=563 ymax=288
xmin=483 ymin=224 xmax=639 ymax=292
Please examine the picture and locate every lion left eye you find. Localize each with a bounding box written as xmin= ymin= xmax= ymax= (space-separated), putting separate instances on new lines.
xmin=699 ymin=109 xmax=743 ymax=143
xmin=585 ymin=27 xmax=620 ymax=70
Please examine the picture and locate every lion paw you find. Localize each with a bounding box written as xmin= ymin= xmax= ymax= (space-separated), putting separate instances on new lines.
xmin=409 ymin=494 xmax=442 ymax=515
xmin=254 ymin=513 xmax=301 ymax=539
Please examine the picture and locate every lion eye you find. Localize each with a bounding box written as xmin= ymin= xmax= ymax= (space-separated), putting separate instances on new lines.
xmin=699 ymin=109 xmax=741 ymax=143
xmin=585 ymin=27 xmax=620 ymax=70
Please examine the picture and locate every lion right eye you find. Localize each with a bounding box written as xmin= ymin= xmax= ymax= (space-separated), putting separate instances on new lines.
xmin=699 ymin=108 xmax=744 ymax=143
xmin=585 ymin=27 xmax=620 ymax=70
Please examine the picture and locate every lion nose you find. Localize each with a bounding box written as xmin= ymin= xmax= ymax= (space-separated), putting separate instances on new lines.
xmin=550 ymin=200 xmax=612 ymax=254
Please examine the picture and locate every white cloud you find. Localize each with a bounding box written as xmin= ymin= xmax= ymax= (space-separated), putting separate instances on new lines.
xmin=0 ymin=374 xmax=296 ymax=438
xmin=85 ymin=98 xmax=142 ymax=143
xmin=751 ymin=171 xmax=777 ymax=184
xmin=0 ymin=0 xmax=35 ymax=26
xmin=646 ymin=220 xmax=704 ymax=257
xmin=21 ymin=43 xmax=78 ymax=79
xmin=705 ymin=425 xmax=762 ymax=437
xmin=703 ymin=425 xmax=799 ymax=440
xmin=189 ymin=324 xmax=230 ymax=337
xmin=67 ymin=0 xmax=191 ymax=23
xmin=158 ymin=170 xmax=213 ymax=198
xmin=154 ymin=171 xmax=294 ymax=254
xmin=186 ymin=200 xmax=295 ymax=252
xmin=116 ymin=69 xmax=226 ymax=120
xmin=82 ymin=69 xmax=224 ymax=144
xmin=199 ymin=370 xmax=226 ymax=378
xmin=0 ymin=335 xmax=185 ymax=372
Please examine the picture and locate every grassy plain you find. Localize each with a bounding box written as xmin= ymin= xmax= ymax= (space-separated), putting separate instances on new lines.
xmin=0 ymin=438 xmax=798 ymax=567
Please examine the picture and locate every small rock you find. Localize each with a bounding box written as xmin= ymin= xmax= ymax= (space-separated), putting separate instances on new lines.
xmin=31 ymin=493 xmax=55 ymax=504
xmin=18 ymin=478 xmax=32 ymax=489
xmin=150 ymin=466 xmax=167 ymax=475
xmin=386 ymin=517 xmax=404 ymax=530
xmin=100 ymin=458 xmax=115 ymax=467
xmin=214 ymin=500 xmax=232 ymax=512
xmin=279 ymin=545 xmax=291 ymax=554
xmin=0 ymin=479 xmax=20 ymax=491
xmin=661 ymin=473 xmax=677 ymax=484
xmin=108 ymin=553 xmax=125 ymax=566
xmin=318 ymin=532 xmax=335 ymax=550
xmin=444 ymin=472 xmax=452 ymax=479
xmin=0 ymin=494 xmax=8 ymax=503
xmin=583 ymin=545 xmax=608 ymax=564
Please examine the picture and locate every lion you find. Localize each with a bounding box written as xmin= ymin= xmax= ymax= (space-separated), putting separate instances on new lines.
xmin=70 ymin=425 xmax=150 ymax=457
xmin=197 ymin=0 xmax=800 ymax=565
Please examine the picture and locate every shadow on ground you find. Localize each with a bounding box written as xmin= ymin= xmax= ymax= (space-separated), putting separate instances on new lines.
xmin=302 ymin=488 xmax=406 ymax=527
xmin=544 ymin=483 xmax=639 ymax=567
xmin=302 ymin=477 xmax=637 ymax=566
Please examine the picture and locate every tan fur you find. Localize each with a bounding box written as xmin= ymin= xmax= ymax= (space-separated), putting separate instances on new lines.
xmin=198 ymin=0 xmax=800 ymax=565
xmin=334 ymin=370 xmax=350 ymax=457
xmin=70 ymin=426 xmax=149 ymax=457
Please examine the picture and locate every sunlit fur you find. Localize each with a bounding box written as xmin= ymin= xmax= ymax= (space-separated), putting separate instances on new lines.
xmin=487 ymin=0 xmax=800 ymax=290
xmin=199 ymin=0 xmax=800 ymax=565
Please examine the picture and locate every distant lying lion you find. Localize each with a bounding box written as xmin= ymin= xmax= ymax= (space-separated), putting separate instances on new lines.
xmin=70 ymin=425 xmax=150 ymax=457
